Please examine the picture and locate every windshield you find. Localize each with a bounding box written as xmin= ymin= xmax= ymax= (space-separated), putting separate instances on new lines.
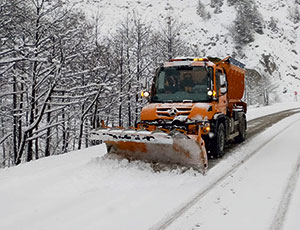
xmin=151 ymin=66 xmax=212 ymax=102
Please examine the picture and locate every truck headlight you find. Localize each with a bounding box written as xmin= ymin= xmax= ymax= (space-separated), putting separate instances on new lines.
xmin=141 ymin=91 xmax=150 ymax=98
xmin=207 ymin=90 xmax=217 ymax=97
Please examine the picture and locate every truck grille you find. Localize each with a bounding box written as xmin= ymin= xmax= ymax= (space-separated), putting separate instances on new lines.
xmin=156 ymin=107 xmax=192 ymax=117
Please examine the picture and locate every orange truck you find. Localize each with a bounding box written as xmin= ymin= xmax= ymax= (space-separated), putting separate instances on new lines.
xmin=91 ymin=56 xmax=246 ymax=172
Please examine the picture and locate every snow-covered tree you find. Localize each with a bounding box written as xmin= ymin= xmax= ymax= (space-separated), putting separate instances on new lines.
xmin=210 ymin=0 xmax=223 ymax=14
xmin=288 ymin=1 xmax=300 ymax=24
xmin=107 ymin=12 xmax=153 ymax=127
xmin=0 ymin=0 xmax=116 ymax=165
xmin=156 ymin=14 xmax=187 ymax=60
xmin=227 ymin=0 xmax=238 ymax=7
xmin=231 ymin=0 xmax=264 ymax=46
xmin=197 ymin=0 xmax=211 ymax=20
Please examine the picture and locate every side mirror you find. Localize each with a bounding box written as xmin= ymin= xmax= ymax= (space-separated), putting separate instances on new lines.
xmin=220 ymin=74 xmax=227 ymax=94
xmin=220 ymin=74 xmax=226 ymax=87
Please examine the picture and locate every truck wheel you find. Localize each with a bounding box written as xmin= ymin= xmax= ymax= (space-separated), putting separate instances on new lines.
xmin=235 ymin=116 xmax=246 ymax=143
xmin=209 ymin=123 xmax=225 ymax=158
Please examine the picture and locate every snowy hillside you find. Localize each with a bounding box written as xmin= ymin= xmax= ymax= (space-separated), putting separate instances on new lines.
xmin=72 ymin=0 xmax=300 ymax=100
xmin=0 ymin=103 xmax=300 ymax=230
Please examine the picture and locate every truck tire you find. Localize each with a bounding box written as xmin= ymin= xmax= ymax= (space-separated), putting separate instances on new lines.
xmin=208 ymin=123 xmax=225 ymax=158
xmin=235 ymin=115 xmax=246 ymax=143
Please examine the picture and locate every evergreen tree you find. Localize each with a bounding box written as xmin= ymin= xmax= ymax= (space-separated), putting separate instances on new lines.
xmin=197 ymin=0 xmax=211 ymax=19
xmin=231 ymin=0 xmax=264 ymax=46
xmin=210 ymin=0 xmax=223 ymax=14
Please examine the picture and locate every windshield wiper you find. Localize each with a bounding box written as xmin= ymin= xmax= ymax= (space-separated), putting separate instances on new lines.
xmin=165 ymin=100 xmax=173 ymax=103
xmin=183 ymin=100 xmax=193 ymax=103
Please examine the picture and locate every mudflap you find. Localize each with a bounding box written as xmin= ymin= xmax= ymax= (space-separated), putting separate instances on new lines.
xmin=91 ymin=129 xmax=208 ymax=173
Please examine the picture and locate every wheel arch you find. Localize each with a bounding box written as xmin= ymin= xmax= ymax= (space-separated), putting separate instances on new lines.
xmin=212 ymin=113 xmax=227 ymax=137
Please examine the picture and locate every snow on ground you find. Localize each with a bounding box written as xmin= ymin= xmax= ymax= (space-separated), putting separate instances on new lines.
xmin=166 ymin=113 xmax=300 ymax=230
xmin=0 ymin=102 xmax=300 ymax=230
xmin=0 ymin=145 xmax=204 ymax=230
xmin=283 ymin=158 xmax=300 ymax=230
xmin=247 ymin=101 xmax=300 ymax=121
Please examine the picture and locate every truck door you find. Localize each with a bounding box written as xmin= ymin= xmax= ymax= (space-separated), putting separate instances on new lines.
xmin=216 ymin=68 xmax=227 ymax=114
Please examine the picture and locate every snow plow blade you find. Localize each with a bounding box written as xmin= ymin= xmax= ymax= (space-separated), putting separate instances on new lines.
xmin=91 ymin=129 xmax=208 ymax=172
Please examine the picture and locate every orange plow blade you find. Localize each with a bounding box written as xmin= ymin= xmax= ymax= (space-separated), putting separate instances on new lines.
xmin=91 ymin=129 xmax=208 ymax=172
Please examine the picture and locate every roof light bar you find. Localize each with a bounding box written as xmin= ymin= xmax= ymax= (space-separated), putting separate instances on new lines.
xmin=193 ymin=58 xmax=209 ymax=62
xmin=170 ymin=57 xmax=209 ymax=62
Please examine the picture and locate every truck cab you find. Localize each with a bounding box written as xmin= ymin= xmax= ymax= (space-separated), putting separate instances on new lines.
xmin=139 ymin=57 xmax=247 ymax=158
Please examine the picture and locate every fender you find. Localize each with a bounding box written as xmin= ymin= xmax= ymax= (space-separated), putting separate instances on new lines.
xmin=211 ymin=113 xmax=227 ymax=137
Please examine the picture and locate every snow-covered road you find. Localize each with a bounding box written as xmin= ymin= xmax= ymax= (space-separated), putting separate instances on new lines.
xmin=0 ymin=103 xmax=300 ymax=230
xmin=164 ymin=113 xmax=300 ymax=230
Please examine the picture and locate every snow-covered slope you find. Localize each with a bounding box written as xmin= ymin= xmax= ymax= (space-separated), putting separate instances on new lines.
xmin=0 ymin=102 xmax=299 ymax=230
xmin=70 ymin=0 xmax=300 ymax=101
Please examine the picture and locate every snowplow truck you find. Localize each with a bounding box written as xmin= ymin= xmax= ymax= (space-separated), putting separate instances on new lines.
xmin=91 ymin=56 xmax=247 ymax=172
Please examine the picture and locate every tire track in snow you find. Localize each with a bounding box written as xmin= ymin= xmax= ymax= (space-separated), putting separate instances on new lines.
xmin=150 ymin=112 xmax=300 ymax=230
xmin=270 ymin=152 xmax=300 ymax=230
